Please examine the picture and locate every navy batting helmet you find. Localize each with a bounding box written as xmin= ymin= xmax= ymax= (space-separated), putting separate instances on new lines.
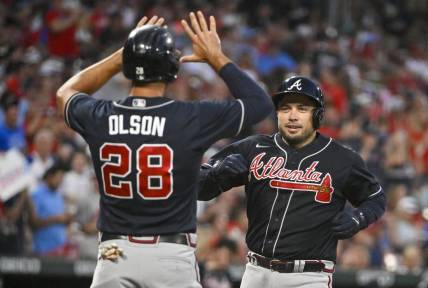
xmin=272 ymin=76 xmax=324 ymax=129
xmin=122 ymin=25 xmax=179 ymax=85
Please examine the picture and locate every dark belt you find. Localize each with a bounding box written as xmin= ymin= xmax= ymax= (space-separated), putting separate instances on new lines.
xmin=100 ymin=232 xmax=196 ymax=247
xmin=247 ymin=253 xmax=332 ymax=273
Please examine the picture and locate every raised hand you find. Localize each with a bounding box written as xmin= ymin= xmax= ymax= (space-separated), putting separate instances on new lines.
xmin=180 ymin=11 xmax=230 ymax=71
xmin=136 ymin=15 xmax=165 ymax=28
xmin=211 ymin=154 xmax=248 ymax=191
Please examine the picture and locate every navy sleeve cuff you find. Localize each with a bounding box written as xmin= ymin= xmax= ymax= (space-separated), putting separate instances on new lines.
xmin=357 ymin=192 xmax=386 ymax=228
xmin=217 ymin=62 xmax=273 ymax=126
xmin=218 ymin=62 xmax=237 ymax=79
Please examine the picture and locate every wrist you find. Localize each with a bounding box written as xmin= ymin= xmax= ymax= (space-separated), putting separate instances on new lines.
xmin=207 ymin=168 xmax=225 ymax=192
xmin=209 ymin=53 xmax=231 ymax=72
xmin=208 ymin=166 xmax=220 ymax=182
xmin=354 ymin=209 xmax=368 ymax=229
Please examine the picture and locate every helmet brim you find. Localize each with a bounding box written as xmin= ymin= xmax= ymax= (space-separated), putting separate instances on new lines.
xmin=272 ymin=91 xmax=322 ymax=109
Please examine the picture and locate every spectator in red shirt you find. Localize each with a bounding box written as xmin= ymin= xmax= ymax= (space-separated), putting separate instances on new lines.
xmin=45 ymin=0 xmax=81 ymax=59
xmin=320 ymin=68 xmax=348 ymax=116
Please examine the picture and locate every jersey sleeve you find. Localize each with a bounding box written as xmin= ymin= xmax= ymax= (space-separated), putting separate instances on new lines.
xmin=218 ymin=63 xmax=273 ymax=126
xmin=194 ymin=100 xmax=244 ymax=149
xmin=343 ymin=151 xmax=383 ymax=206
xmin=198 ymin=141 xmax=247 ymax=201
xmin=205 ymin=141 xmax=243 ymax=167
xmin=64 ymin=93 xmax=100 ymax=135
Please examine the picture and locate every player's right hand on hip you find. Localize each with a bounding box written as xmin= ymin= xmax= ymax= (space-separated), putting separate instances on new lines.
xmin=212 ymin=154 xmax=248 ymax=183
xmin=331 ymin=210 xmax=363 ymax=239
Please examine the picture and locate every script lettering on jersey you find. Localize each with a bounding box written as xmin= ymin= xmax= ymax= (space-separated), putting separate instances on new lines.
xmin=108 ymin=115 xmax=166 ymax=137
xmin=249 ymin=153 xmax=334 ymax=203
xmin=249 ymin=153 xmax=322 ymax=182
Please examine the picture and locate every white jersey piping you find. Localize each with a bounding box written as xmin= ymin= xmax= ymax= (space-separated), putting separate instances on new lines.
xmin=235 ymin=99 xmax=245 ymax=136
xmin=113 ymin=100 xmax=175 ymax=110
xmin=271 ymin=136 xmax=332 ymax=256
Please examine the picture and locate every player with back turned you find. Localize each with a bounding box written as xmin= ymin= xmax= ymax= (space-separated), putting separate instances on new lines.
xmin=56 ymin=13 xmax=273 ymax=288
xmin=198 ymin=76 xmax=386 ymax=288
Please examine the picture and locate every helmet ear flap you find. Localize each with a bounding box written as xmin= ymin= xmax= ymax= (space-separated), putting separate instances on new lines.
xmin=312 ymin=107 xmax=324 ymax=129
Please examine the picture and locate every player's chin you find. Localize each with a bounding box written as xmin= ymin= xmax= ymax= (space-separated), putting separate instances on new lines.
xmin=281 ymin=128 xmax=301 ymax=138
xmin=281 ymin=131 xmax=302 ymax=142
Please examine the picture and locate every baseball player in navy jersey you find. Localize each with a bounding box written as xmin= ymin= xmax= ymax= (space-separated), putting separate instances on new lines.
xmin=198 ymin=76 xmax=386 ymax=288
xmin=56 ymin=13 xmax=273 ymax=288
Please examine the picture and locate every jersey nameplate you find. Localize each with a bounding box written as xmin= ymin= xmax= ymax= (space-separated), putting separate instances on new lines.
xmin=108 ymin=115 xmax=166 ymax=137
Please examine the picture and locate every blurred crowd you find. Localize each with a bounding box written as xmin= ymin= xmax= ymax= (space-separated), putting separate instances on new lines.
xmin=0 ymin=0 xmax=428 ymax=286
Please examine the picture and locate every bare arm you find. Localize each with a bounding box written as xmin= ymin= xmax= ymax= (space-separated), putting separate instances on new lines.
xmin=27 ymin=198 xmax=73 ymax=229
xmin=56 ymin=48 xmax=123 ymax=117
xmin=56 ymin=16 xmax=165 ymax=117
xmin=4 ymin=190 xmax=28 ymax=223
xmin=30 ymin=214 xmax=73 ymax=229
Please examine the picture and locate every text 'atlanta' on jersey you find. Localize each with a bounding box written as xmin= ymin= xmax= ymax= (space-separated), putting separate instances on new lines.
xmin=199 ymin=133 xmax=382 ymax=261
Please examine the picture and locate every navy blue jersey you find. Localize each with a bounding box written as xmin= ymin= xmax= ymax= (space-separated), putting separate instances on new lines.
xmin=65 ymin=93 xmax=248 ymax=235
xmin=199 ymin=133 xmax=383 ymax=261
xmin=63 ymin=62 xmax=273 ymax=235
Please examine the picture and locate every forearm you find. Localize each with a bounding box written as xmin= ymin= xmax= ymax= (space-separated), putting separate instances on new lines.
xmin=198 ymin=166 xmax=223 ymax=201
xmin=4 ymin=192 xmax=27 ymax=223
xmin=81 ymin=221 xmax=97 ymax=234
xmin=219 ymin=63 xmax=273 ymax=124
xmin=31 ymin=215 xmax=61 ymax=229
xmin=210 ymin=53 xmax=232 ymax=72
xmin=356 ymin=193 xmax=386 ymax=229
xmin=61 ymin=48 xmax=122 ymax=95
xmin=56 ymin=48 xmax=123 ymax=116
xmin=198 ymin=159 xmax=247 ymax=200
xmin=28 ymin=202 xmax=66 ymax=228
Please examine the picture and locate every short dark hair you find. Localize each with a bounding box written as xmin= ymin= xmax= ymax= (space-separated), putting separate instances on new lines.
xmin=216 ymin=237 xmax=238 ymax=253
xmin=43 ymin=162 xmax=66 ymax=180
xmin=0 ymin=91 xmax=19 ymax=111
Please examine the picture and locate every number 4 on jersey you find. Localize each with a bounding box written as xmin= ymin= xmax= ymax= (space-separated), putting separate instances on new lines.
xmin=100 ymin=143 xmax=173 ymax=200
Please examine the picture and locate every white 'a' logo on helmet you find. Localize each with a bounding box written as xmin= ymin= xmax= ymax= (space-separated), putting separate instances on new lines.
xmin=288 ymin=79 xmax=303 ymax=91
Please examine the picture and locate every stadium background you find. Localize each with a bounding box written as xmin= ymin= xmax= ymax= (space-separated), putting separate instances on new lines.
xmin=0 ymin=0 xmax=428 ymax=287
